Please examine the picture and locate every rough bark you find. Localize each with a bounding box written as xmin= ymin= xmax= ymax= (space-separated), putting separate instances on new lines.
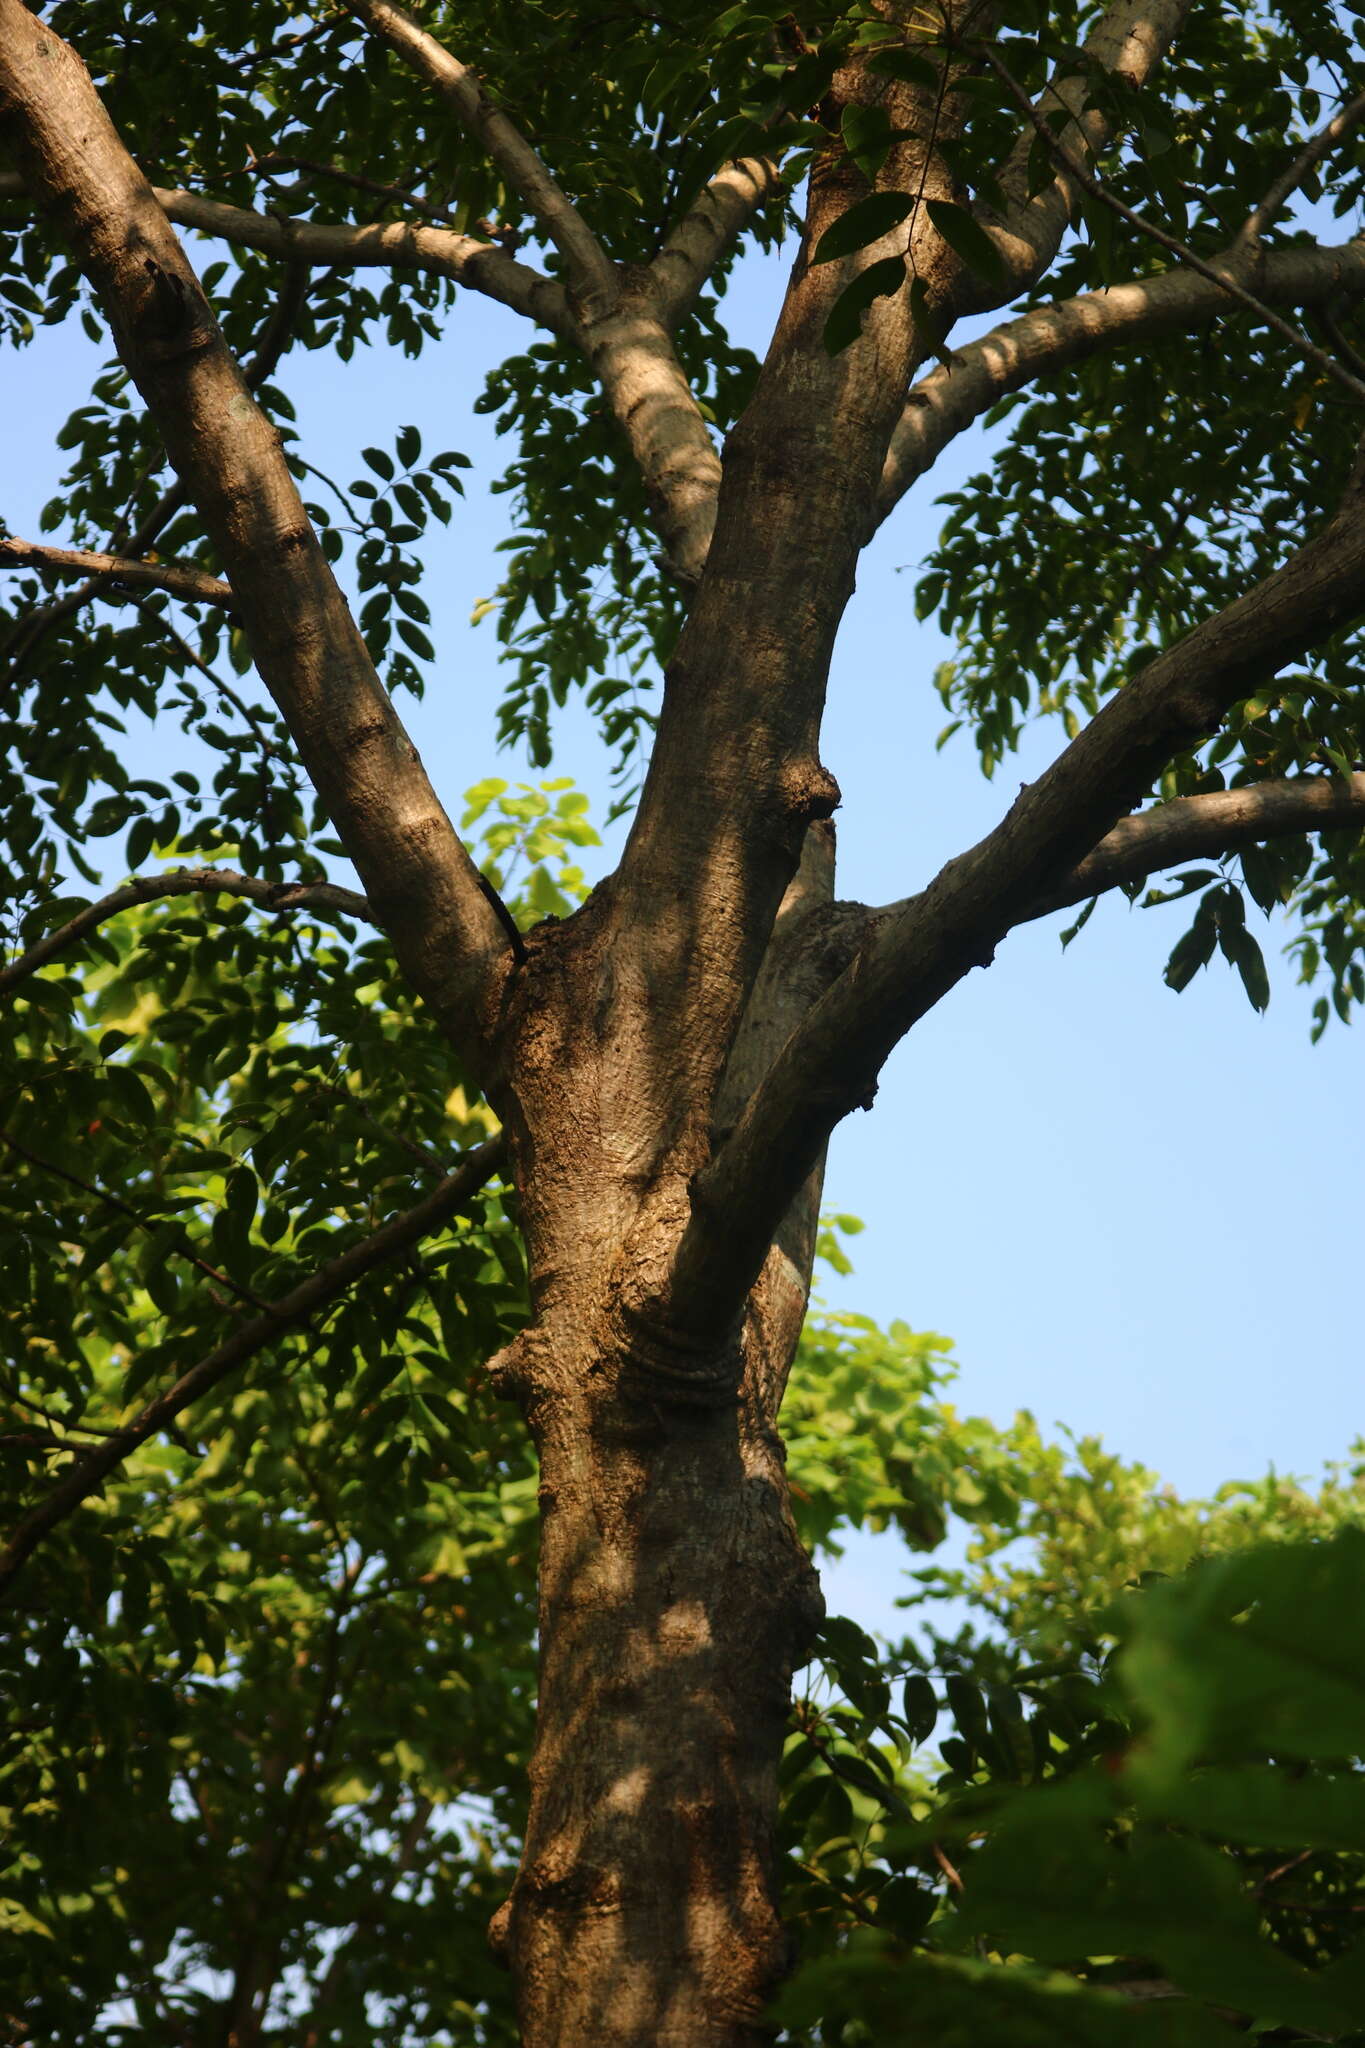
xmin=484 ymin=833 xmax=838 ymax=2047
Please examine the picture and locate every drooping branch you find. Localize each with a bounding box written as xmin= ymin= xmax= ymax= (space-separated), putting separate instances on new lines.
xmin=343 ymin=0 xmax=618 ymax=317
xmin=649 ymin=157 xmax=784 ymax=331
xmin=0 ymin=0 xmax=510 ymax=1066
xmin=0 ymin=1135 xmax=505 ymax=1606
xmin=0 ymin=867 xmax=375 ymax=997
xmin=666 ymin=440 xmax=1365 ymax=1345
xmin=1027 ymin=772 xmax=1365 ymax=921
xmin=0 ymin=535 xmax=235 ymax=608
xmin=878 ymin=241 xmax=1365 ymax=523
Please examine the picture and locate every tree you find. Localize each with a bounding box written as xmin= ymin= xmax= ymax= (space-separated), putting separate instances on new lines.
xmin=2 ymin=0 xmax=1365 ymax=2041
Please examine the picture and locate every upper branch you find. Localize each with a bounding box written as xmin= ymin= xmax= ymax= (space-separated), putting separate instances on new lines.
xmin=980 ymin=41 xmax=1365 ymax=405
xmin=648 ymin=157 xmax=784 ymax=331
xmin=969 ymin=0 xmax=1194 ymax=304
xmin=878 ymin=240 xmax=1365 ymax=523
xmin=154 ymin=185 xmax=573 ymax=334
xmin=0 ymin=168 xmax=573 ymax=332
xmin=0 ymin=0 xmax=511 ymax=1068
xmin=1239 ymin=87 xmax=1365 ymax=248
xmin=1026 ymin=772 xmax=1365 ymax=921
xmin=343 ymin=0 xmax=618 ymax=317
xmin=0 ymin=1135 xmax=504 ymax=1606
xmin=0 ymin=535 xmax=235 ymax=608
xmin=0 ymin=867 xmax=375 ymax=998
xmin=665 ymin=438 xmax=1365 ymax=1342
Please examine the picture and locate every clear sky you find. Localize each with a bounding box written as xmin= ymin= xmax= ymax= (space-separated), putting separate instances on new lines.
xmin=6 ymin=235 xmax=1361 ymax=1642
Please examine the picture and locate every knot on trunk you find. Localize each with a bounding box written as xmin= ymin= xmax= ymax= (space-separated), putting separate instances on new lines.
xmin=615 ymin=1304 xmax=743 ymax=1411
xmin=779 ymin=758 xmax=842 ymax=826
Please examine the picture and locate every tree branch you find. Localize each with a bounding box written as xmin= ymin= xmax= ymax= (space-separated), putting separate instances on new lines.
xmin=968 ymin=0 xmax=1194 ymax=304
xmin=342 ymin=0 xmax=618 ymax=316
xmin=153 ymin=184 xmax=573 ymax=335
xmin=0 ymin=535 xmax=235 ymax=608
xmin=1239 ymin=87 xmax=1365 ymax=247
xmin=877 ymin=241 xmax=1365 ymax=523
xmin=1 ymin=163 xmax=573 ymax=332
xmin=649 ymin=157 xmax=784 ymax=331
xmin=0 ymin=0 xmax=511 ymax=1067
xmin=0 ymin=1135 xmax=505 ymax=1605
xmin=1027 ymin=771 xmax=1365 ymax=920
xmin=979 ymin=42 xmax=1365 ymax=406
xmin=2 ymin=262 xmax=308 ymax=684
xmin=665 ymin=441 xmax=1365 ymax=1344
xmin=0 ymin=867 xmax=375 ymax=996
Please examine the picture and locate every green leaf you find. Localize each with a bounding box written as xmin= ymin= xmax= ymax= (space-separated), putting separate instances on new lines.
xmin=822 ymin=256 xmax=907 ymax=355
xmin=924 ymin=199 xmax=1007 ymax=286
xmin=813 ymin=192 xmax=915 ymax=266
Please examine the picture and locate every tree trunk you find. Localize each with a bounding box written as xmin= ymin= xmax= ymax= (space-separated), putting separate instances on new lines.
xmin=486 ymin=832 xmax=839 ymax=2046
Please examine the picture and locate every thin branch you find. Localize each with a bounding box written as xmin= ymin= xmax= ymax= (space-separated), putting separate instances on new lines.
xmin=247 ymin=150 xmax=464 ymax=226
xmin=664 ymin=440 xmax=1365 ymax=1344
xmin=877 ymin=240 xmax=1365 ymax=523
xmin=0 ymin=1135 xmax=505 ymax=1604
xmin=1026 ymin=771 xmax=1365 ymax=922
xmin=649 ymin=157 xmax=784 ymax=330
xmin=0 ymin=536 xmax=235 ymax=608
xmin=2 ymin=254 xmax=309 ymax=683
xmin=153 ymin=186 xmax=573 ymax=335
xmin=979 ymin=42 xmax=1365 ymax=407
xmin=1239 ymin=88 xmax=1365 ymax=246
xmin=0 ymin=1127 xmax=269 ymax=1314
xmin=0 ymin=867 xmax=375 ymax=996
xmin=342 ymin=0 xmax=618 ymax=315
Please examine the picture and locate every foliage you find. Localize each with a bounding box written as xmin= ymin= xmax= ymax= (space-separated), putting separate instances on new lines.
xmin=4 ymin=0 xmax=1365 ymax=2038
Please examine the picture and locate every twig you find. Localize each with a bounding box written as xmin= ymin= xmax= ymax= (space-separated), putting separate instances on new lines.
xmin=247 ymin=150 xmax=461 ymax=226
xmin=1240 ymin=88 xmax=1365 ymax=246
xmin=0 ymin=1135 xmax=506 ymax=1603
xmin=0 ymin=867 xmax=376 ymax=996
xmin=978 ymin=42 xmax=1365 ymax=407
xmin=931 ymin=1841 xmax=965 ymax=1894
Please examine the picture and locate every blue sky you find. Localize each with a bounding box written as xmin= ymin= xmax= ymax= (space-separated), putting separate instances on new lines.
xmin=6 ymin=236 xmax=1361 ymax=1641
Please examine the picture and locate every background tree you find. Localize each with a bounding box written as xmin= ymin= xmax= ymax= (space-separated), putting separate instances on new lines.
xmin=3 ymin=0 xmax=1365 ymax=2043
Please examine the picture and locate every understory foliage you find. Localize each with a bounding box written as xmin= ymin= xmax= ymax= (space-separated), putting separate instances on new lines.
xmin=4 ymin=0 xmax=1365 ymax=2040
xmin=3 ymin=795 xmax=1364 ymax=2042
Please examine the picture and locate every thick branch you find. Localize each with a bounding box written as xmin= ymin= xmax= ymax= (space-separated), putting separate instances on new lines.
xmin=0 ymin=0 xmax=510 ymax=1064
xmin=649 ymin=157 xmax=784 ymax=331
xmin=878 ymin=241 xmax=1365 ymax=522
xmin=0 ymin=1136 xmax=505 ymax=1606
xmin=969 ymin=0 xmax=1194 ymax=304
xmin=668 ymin=443 xmax=1365 ymax=1342
xmin=154 ymin=185 xmax=572 ymax=335
xmin=343 ymin=0 xmax=618 ymax=316
xmin=0 ymin=535 xmax=235 ymax=608
xmin=1028 ymin=772 xmax=1365 ymax=921
xmin=0 ymin=868 xmax=374 ymax=997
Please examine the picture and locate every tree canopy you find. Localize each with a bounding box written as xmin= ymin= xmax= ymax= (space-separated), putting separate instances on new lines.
xmin=3 ymin=0 xmax=1365 ymax=2041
